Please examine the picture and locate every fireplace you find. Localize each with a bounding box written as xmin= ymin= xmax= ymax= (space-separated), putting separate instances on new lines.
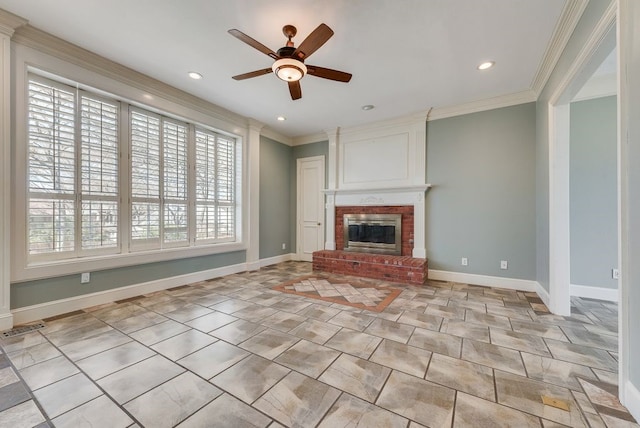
xmin=343 ymin=214 xmax=401 ymax=255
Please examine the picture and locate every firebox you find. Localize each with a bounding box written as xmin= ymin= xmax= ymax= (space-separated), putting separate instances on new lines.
xmin=343 ymin=213 xmax=402 ymax=255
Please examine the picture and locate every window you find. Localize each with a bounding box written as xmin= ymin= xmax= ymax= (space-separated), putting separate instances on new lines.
xmin=25 ymin=74 xmax=241 ymax=265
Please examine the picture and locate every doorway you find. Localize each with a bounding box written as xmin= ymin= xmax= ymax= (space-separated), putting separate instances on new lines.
xmin=296 ymin=156 xmax=325 ymax=261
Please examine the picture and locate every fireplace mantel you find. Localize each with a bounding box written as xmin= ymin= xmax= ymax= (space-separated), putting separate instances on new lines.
xmin=323 ymin=185 xmax=431 ymax=258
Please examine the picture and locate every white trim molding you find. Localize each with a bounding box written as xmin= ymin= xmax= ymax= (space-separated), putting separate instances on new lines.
xmin=11 ymin=263 xmax=247 ymax=325
xmin=259 ymin=253 xmax=295 ymax=268
xmin=570 ymin=284 xmax=618 ymax=302
xmin=428 ymin=90 xmax=537 ymax=121
xmin=428 ymin=270 xmax=539 ymax=293
xmin=625 ymin=379 xmax=640 ymax=424
xmin=535 ymin=281 xmax=551 ymax=309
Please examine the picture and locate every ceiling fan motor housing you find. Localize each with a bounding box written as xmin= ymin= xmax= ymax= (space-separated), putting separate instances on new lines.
xmin=277 ymin=46 xmax=297 ymax=58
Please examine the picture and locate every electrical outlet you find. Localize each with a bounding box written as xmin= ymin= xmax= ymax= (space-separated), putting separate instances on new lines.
xmin=81 ymin=272 xmax=90 ymax=283
xmin=461 ymin=257 xmax=468 ymax=266
xmin=500 ymin=260 xmax=508 ymax=270
xmin=612 ymin=268 xmax=619 ymax=280
xmin=282 ymin=243 xmax=286 ymax=250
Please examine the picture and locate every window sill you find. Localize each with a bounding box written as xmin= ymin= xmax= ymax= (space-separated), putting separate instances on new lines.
xmin=12 ymin=241 xmax=247 ymax=283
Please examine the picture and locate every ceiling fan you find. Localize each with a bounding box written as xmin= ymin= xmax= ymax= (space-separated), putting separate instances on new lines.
xmin=228 ymin=23 xmax=352 ymax=100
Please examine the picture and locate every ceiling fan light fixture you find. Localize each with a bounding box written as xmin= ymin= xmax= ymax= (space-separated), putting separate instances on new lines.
xmin=272 ymin=58 xmax=307 ymax=82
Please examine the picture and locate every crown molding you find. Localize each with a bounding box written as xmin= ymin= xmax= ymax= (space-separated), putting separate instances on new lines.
xmin=427 ymin=90 xmax=537 ymax=121
xmin=0 ymin=8 xmax=27 ymax=36
xmin=530 ymin=0 xmax=590 ymax=96
xmin=292 ymin=132 xmax=328 ymax=146
xmin=260 ymin=127 xmax=293 ymax=146
xmin=12 ymin=24 xmax=248 ymax=129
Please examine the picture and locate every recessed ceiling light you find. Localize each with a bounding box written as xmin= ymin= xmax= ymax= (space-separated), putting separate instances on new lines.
xmin=277 ymin=116 xmax=286 ymax=121
xmin=477 ymin=61 xmax=495 ymax=70
xmin=361 ymin=105 xmax=375 ymax=111
xmin=188 ymin=71 xmax=203 ymax=80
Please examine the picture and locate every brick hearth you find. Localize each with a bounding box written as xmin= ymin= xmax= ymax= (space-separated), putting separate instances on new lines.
xmin=313 ymin=205 xmax=427 ymax=285
xmin=312 ymin=250 xmax=427 ymax=285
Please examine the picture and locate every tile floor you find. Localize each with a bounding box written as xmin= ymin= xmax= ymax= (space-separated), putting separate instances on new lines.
xmin=0 ymin=261 xmax=637 ymax=427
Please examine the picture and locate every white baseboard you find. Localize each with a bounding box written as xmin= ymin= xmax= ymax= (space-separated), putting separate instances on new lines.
xmin=0 ymin=312 xmax=14 ymax=332
xmin=570 ymin=284 xmax=618 ymax=302
xmin=624 ymin=379 xmax=640 ymax=423
xmin=11 ymin=262 xmax=247 ymax=325
xmin=259 ymin=253 xmax=295 ymax=268
xmin=428 ymin=270 xmax=539 ymax=292
xmin=535 ymin=282 xmax=551 ymax=309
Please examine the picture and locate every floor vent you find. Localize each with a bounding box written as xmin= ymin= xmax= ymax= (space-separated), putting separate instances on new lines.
xmin=1 ymin=322 xmax=46 ymax=338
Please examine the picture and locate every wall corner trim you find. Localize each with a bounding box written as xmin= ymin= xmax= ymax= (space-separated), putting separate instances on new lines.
xmin=570 ymin=284 xmax=618 ymax=302
xmin=535 ymin=282 xmax=551 ymax=310
xmin=0 ymin=312 xmax=13 ymax=332
xmin=428 ymin=269 xmax=539 ymax=292
xmin=624 ymin=380 xmax=640 ymax=423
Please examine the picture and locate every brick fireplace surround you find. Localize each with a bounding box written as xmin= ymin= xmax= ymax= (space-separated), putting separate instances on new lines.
xmin=313 ymin=205 xmax=428 ymax=285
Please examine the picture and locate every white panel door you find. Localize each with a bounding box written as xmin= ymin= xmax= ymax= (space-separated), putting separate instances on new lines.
xmin=297 ymin=156 xmax=325 ymax=262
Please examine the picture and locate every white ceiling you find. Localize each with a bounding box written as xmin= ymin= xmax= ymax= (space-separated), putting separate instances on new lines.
xmin=0 ymin=0 xmax=568 ymax=138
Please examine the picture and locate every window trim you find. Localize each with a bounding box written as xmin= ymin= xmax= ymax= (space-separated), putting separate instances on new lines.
xmin=12 ymin=52 xmax=247 ymax=283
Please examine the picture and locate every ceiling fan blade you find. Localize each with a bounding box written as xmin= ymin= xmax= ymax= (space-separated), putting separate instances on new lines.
xmin=288 ymin=81 xmax=302 ymax=100
xmin=306 ymin=65 xmax=352 ymax=82
xmin=293 ymin=23 xmax=334 ymax=61
xmin=228 ymin=29 xmax=278 ymax=59
xmin=232 ymin=68 xmax=273 ymax=80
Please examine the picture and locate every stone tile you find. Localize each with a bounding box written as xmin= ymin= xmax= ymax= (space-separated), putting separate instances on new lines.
xmin=76 ymin=341 xmax=155 ymax=380
xmin=319 ymin=354 xmax=391 ymax=402
xmin=178 ymin=341 xmax=249 ymax=379
xmin=52 ymin=395 xmax=133 ymax=428
xmin=59 ymin=329 xmax=132 ymax=361
xmin=364 ymin=318 xmax=415 ymax=343
xmin=490 ymin=327 xmax=552 ymax=357
xmin=325 ymin=328 xmax=382 ymax=359
xmin=328 ymin=311 xmax=375 ymax=331
xmin=274 ymin=340 xmax=340 ymax=378
xmin=239 ymin=329 xmax=300 ymax=360
xmin=210 ymin=298 xmax=255 ymax=314
xmin=151 ymin=329 xmax=216 ymax=361
xmin=254 ymin=371 xmax=341 ymax=427
xmin=369 ymin=339 xmax=432 ymax=378
xmin=110 ymin=310 xmax=168 ymax=333
xmin=376 ymin=370 xmax=455 ymax=427
xmin=578 ymin=378 xmax=629 ymax=414
xmin=545 ymin=338 xmax=618 ymax=371
xmin=98 ymin=355 xmax=184 ymax=404
xmin=600 ymin=414 xmax=640 ymax=427
xmin=521 ymin=352 xmax=598 ymax=391
xmin=0 ymin=366 xmax=19 ymax=388
xmin=465 ymin=310 xmax=512 ymax=329
xmin=19 ymin=355 xmax=79 ymax=390
xmin=297 ymin=303 xmax=341 ymax=321
xmin=408 ymin=327 xmax=462 ymax=358
xmin=495 ymin=370 xmax=587 ymax=426
xmin=270 ymin=297 xmax=313 ymax=313
xmin=0 ymin=381 xmax=31 ymax=413
xmin=397 ymin=310 xmax=443 ymax=331
xmin=232 ymin=305 xmax=279 ymax=323
xmin=318 ymin=393 xmax=408 ymax=428
xmin=425 ymin=353 xmax=495 ymax=401
xmin=185 ymin=311 xmax=238 ymax=332
xmin=461 ymin=339 xmax=526 ymax=376
xmin=288 ymin=319 xmax=341 ymax=344
xmin=210 ymin=319 xmax=267 ymax=345
xmin=45 ymin=318 xmax=113 ymax=347
xmin=453 ymin=392 xmax=541 ymax=427
xmin=8 ymin=341 xmax=62 ymax=369
xmin=129 ymin=319 xmax=190 ymax=346
xmin=424 ymin=304 xmax=466 ymax=320
xmin=562 ymin=326 xmax=618 ymax=352
xmin=440 ymin=318 xmax=490 ymax=342
xmin=510 ymin=319 xmax=568 ymax=341
xmin=176 ymin=393 xmax=271 ymax=428
xmin=33 ymin=373 xmax=102 ymax=418
xmin=260 ymin=311 xmax=307 ymax=332
xmin=125 ymin=372 xmax=222 ymax=428
xmin=1 ymin=331 xmax=48 ymax=353
xmin=487 ymin=305 xmax=535 ymax=321
xmin=0 ymin=400 xmax=46 ymax=428
xmin=593 ymin=368 xmax=619 ymax=386
xmin=211 ymin=355 xmax=290 ymax=404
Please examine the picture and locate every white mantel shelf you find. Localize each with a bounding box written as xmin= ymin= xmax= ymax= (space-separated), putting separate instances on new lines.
xmin=323 ymin=184 xmax=432 ymax=196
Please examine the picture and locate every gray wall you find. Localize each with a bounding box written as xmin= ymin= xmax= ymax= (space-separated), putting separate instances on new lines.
xmin=259 ymin=136 xmax=293 ymax=259
xmin=10 ymin=251 xmax=246 ymax=308
xmin=426 ymin=103 xmax=536 ymax=280
xmin=570 ymin=96 xmax=618 ymax=288
xmin=290 ymin=141 xmax=329 ymax=252
xmin=535 ymin=0 xmax=615 ymax=292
